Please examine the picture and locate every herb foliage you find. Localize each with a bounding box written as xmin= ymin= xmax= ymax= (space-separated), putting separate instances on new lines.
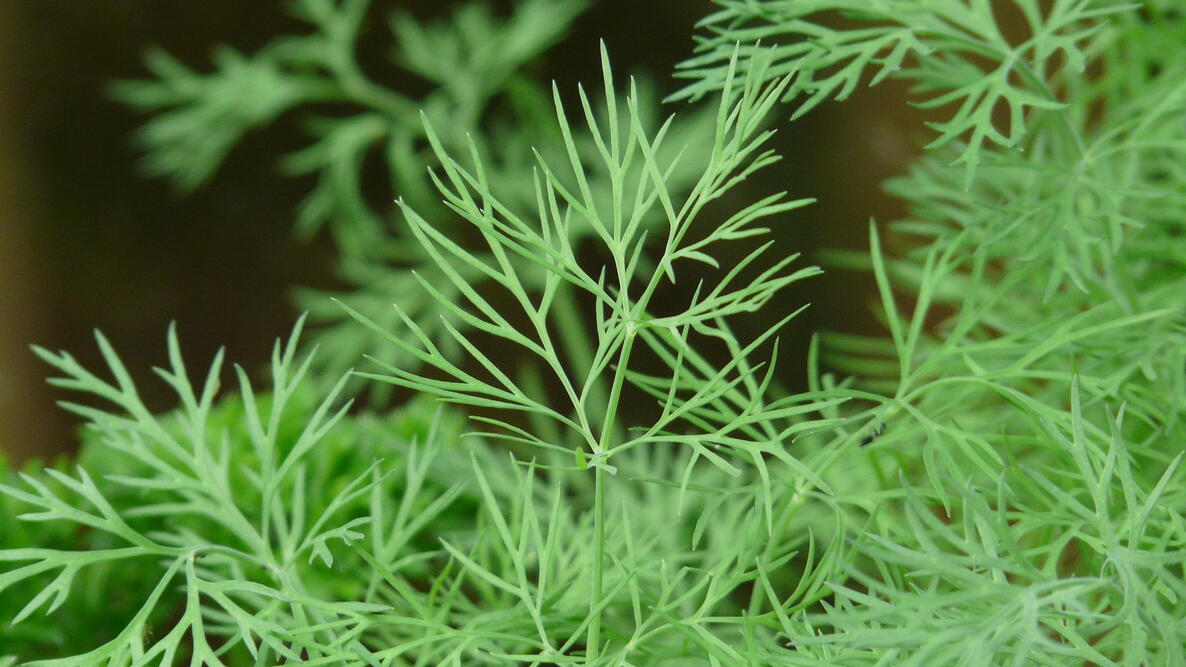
xmin=3 ymin=1 xmax=1184 ymax=664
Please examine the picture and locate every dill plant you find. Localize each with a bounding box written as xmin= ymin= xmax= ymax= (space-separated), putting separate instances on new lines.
xmin=3 ymin=1 xmax=1185 ymax=665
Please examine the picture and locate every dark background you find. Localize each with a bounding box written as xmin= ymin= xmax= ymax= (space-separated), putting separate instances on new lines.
xmin=0 ymin=1 xmax=925 ymax=462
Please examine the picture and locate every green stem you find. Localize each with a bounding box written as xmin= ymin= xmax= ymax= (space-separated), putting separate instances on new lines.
xmin=588 ymin=464 xmax=605 ymax=662
xmin=584 ymin=328 xmax=637 ymax=661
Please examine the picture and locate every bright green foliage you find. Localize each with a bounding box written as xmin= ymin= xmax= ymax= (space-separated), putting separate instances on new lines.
xmin=678 ymin=1 xmax=1186 ymax=293
xmin=113 ymin=0 xmax=716 ymax=391
xmin=4 ymin=0 xmax=1186 ymax=665
xmin=348 ymin=46 xmax=831 ymax=483
xmin=2 ymin=322 xmax=367 ymax=663
xmin=678 ymin=0 xmax=1128 ymax=184
xmin=342 ymin=46 xmax=858 ymax=660
xmin=0 ymin=325 xmax=849 ymax=664
xmin=0 ymin=455 xmax=163 ymax=659
xmin=679 ymin=0 xmax=1186 ymax=662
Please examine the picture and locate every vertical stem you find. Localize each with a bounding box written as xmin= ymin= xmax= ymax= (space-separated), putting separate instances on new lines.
xmin=586 ymin=332 xmax=634 ymax=661
xmin=588 ymin=464 xmax=605 ymax=661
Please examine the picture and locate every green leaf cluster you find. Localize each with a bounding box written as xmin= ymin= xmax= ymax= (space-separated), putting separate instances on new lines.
xmin=112 ymin=0 xmax=716 ymax=396
xmin=4 ymin=0 xmax=1185 ymax=664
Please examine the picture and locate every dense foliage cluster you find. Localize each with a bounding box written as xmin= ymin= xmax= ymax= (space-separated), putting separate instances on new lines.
xmin=3 ymin=1 xmax=1184 ymax=664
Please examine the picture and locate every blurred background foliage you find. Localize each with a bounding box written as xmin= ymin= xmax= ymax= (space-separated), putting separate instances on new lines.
xmin=0 ymin=0 xmax=926 ymax=462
